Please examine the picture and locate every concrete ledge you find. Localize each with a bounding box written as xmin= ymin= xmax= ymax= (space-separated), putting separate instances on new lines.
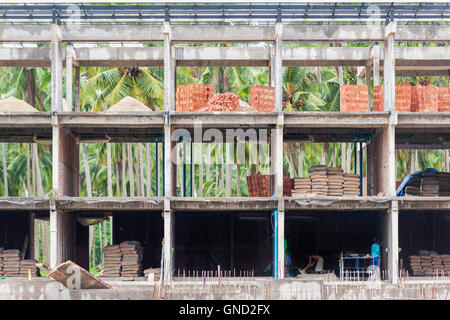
xmin=284 ymin=112 xmax=389 ymax=128
xmin=0 ymin=197 xmax=49 ymax=211
xmin=397 ymin=112 xmax=450 ymax=128
xmin=55 ymin=197 xmax=165 ymax=212
xmin=170 ymin=197 xmax=278 ymax=211
xmin=396 ymin=197 xmax=450 ymax=211
xmin=56 ymin=112 xmax=165 ymax=128
xmin=285 ymin=196 xmax=391 ymax=211
xmin=171 ymin=112 xmax=278 ymax=129
xmin=0 ymin=112 xmax=51 ymax=128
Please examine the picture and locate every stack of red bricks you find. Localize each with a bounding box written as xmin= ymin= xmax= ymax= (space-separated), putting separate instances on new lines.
xmin=438 ymin=87 xmax=450 ymax=112
xmin=250 ymin=85 xmax=275 ymax=112
xmin=340 ymin=85 xmax=369 ymax=112
xmin=411 ymin=84 xmax=438 ymax=112
xmin=176 ymin=84 xmax=214 ymax=111
xmin=283 ymin=177 xmax=293 ymax=197
xmin=246 ymin=172 xmax=271 ymax=197
xmin=373 ymin=83 xmax=412 ymax=112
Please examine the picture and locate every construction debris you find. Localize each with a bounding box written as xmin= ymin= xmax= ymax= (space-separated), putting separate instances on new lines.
xmin=37 ymin=260 xmax=112 ymax=289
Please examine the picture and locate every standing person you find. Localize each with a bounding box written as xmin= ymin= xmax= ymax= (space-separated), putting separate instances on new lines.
xmin=371 ymin=238 xmax=381 ymax=269
xmin=299 ymin=255 xmax=324 ymax=274
xmin=371 ymin=238 xmax=381 ymax=280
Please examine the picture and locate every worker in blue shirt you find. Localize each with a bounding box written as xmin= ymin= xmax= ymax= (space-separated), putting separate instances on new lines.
xmin=371 ymin=238 xmax=381 ymax=270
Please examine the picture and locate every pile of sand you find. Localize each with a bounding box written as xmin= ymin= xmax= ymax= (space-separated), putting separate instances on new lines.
xmin=106 ymin=96 xmax=152 ymax=112
xmin=0 ymin=97 xmax=38 ymax=112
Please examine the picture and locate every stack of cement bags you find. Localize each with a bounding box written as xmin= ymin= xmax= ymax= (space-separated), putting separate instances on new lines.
xmin=2 ymin=249 xmax=20 ymax=277
xmin=103 ymin=244 xmax=121 ymax=277
xmin=327 ymin=167 xmax=344 ymax=196
xmin=310 ymin=166 xmax=328 ymax=196
xmin=0 ymin=247 xmax=3 ymax=276
xmin=292 ymin=177 xmax=311 ymax=196
xmin=120 ymin=241 xmax=143 ymax=278
xmin=343 ymin=173 xmax=360 ymax=196
xmin=19 ymin=259 xmax=38 ymax=277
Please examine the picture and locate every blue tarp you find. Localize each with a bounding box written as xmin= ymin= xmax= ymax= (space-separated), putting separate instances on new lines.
xmin=396 ymin=168 xmax=437 ymax=196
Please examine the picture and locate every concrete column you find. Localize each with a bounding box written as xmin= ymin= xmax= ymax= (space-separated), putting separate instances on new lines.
xmin=274 ymin=23 xmax=283 ymax=112
xmin=65 ymin=45 xmax=73 ymax=112
xmin=50 ymin=124 xmax=79 ymax=268
xmin=163 ymin=123 xmax=175 ymax=282
xmin=365 ymin=65 xmax=371 ymax=111
xmin=372 ymin=45 xmax=380 ymax=87
xmin=75 ymin=66 xmax=80 ymax=112
xmin=357 ymin=67 xmax=364 ymax=85
xmin=384 ymin=23 xmax=396 ymax=112
xmin=270 ymin=46 xmax=275 ymax=87
xmin=163 ymin=210 xmax=174 ymax=282
xmin=163 ymin=22 xmax=173 ymax=111
xmin=51 ymin=24 xmax=63 ymax=112
xmin=271 ymin=115 xmax=284 ymax=197
xmin=389 ymin=200 xmax=399 ymax=284
xmin=445 ymin=150 xmax=449 ymax=172
xmin=277 ymin=201 xmax=285 ymax=279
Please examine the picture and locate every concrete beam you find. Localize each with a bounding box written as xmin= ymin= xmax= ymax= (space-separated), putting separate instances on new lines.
xmin=0 ymin=197 xmax=49 ymax=211
xmin=0 ymin=25 xmax=448 ymax=43
xmin=389 ymin=200 xmax=399 ymax=284
xmin=284 ymin=197 xmax=391 ymax=211
xmin=175 ymin=46 xmax=270 ymax=67
xmin=61 ymin=25 xmax=163 ymax=42
xmin=283 ymin=47 xmax=368 ymax=66
xmin=171 ymin=25 xmax=275 ymax=42
xmin=283 ymin=111 xmax=389 ymax=128
xmin=397 ymin=197 xmax=450 ymax=210
xmin=170 ymin=197 xmax=277 ymax=211
xmin=55 ymin=197 xmax=164 ymax=211
xmin=0 ymin=48 xmax=51 ymax=67
xmin=56 ymin=112 xmax=165 ymax=128
xmin=74 ymin=47 xmax=164 ymax=67
xmin=171 ymin=112 xmax=277 ymax=128
xmin=283 ymin=25 xmax=384 ymax=41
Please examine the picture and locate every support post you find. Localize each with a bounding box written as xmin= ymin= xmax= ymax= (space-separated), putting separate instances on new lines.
xmin=445 ymin=150 xmax=449 ymax=172
xmin=75 ymin=66 xmax=80 ymax=112
xmin=274 ymin=23 xmax=283 ymax=112
xmin=51 ymin=24 xmax=63 ymax=113
xmin=372 ymin=45 xmax=380 ymax=87
xmin=277 ymin=200 xmax=285 ymax=279
xmin=389 ymin=200 xmax=399 ymax=284
xmin=384 ymin=23 xmax=396 ymax=112
xmin=65 ymin=45 xmax=73 ymax=112
xmin=51 ymin=25 xmax=79 ymax=267
xmin=163 ymin=21 xmax=174 ymax=111
xmin=384 ymin=22 xmax=397 ymax=197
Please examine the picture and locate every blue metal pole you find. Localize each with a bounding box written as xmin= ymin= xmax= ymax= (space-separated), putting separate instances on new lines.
xmin=354 ymin=142 xmax=357 ymax=174
xmin=273 ymin=210 xmax=278 ymax=279
xmin=155 ymin=142 xmax=159 ymax=196
xmin=359 ymin=141 xmax=363 ymax=196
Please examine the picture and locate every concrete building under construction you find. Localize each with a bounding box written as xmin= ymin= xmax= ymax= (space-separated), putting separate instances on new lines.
xmin=0 ymin=2 xmax=449 ymax=300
